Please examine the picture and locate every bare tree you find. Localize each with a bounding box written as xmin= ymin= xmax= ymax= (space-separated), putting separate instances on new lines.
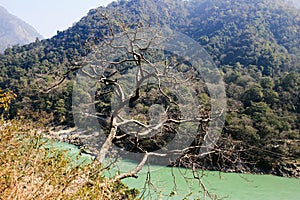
xmin=42 ymin=10 xmax=226 ymax=199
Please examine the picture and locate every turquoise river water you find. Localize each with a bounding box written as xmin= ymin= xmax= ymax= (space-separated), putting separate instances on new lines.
xmin=47 ymin=141 xmax=300 ymax=200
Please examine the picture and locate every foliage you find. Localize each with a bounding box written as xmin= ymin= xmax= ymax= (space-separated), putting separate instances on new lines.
xmin=0 ymin=119 xmax=139 ymax=199
xmin=0 ymin=88 xmax=16 ymax=111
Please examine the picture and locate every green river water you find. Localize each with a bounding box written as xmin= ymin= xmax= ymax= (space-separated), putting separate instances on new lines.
xmin=47 ymin=141 xmax=300 ymax=200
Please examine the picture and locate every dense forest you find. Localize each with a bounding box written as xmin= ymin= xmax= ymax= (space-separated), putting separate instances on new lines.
xmin=0 ymin=0 xmax=299 ymax=176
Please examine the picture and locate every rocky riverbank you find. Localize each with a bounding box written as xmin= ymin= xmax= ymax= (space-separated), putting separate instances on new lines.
xmin=45 ymin=126 xmax=300 ymax=178
xmin=219 ymin=161 xmax=300 ymax=178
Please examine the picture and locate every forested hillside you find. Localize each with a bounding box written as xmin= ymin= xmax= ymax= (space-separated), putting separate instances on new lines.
xmin=0 ymin=0 xmax=299 ymax=176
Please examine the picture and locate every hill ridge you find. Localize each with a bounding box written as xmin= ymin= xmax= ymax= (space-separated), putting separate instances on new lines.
xmin=0 ymin=5 xmax=42 ymax=52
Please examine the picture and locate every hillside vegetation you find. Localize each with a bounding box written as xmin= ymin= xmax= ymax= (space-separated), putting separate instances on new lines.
xmin=0 ymin=118 xmax=139 ymax=199
xmin=0 ymin=0 xmax=299 ymax=176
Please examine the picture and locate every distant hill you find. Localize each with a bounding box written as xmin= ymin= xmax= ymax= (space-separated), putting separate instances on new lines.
xmin=0 ymin=5 xmax=42 ymax=52
xmin=291 ymin=0 xmax=300 ymax=9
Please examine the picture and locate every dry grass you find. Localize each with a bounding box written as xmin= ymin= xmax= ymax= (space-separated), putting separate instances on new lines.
xmin=0 ymin=118 xmax=139 ymax=200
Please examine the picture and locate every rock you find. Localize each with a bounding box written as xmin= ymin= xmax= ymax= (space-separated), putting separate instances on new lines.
xmin=63 ymin=133 xmax=83 ymax=146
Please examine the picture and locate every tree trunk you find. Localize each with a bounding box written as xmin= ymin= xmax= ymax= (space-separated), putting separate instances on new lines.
xmin=98 ymin=117 xmax=117 ymax=163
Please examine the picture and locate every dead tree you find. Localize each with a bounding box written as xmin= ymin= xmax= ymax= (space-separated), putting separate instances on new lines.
xmin=42 ymin=11 xmax=226 ymax=199
xmin=72 ymin=11 xmax=225 ymax=177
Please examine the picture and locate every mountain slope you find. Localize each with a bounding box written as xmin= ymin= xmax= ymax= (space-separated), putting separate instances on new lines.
xmin=0 ymin=6 xmax=42 ymax=52
xmin=0 ymin=0 xmax=299 ymax=176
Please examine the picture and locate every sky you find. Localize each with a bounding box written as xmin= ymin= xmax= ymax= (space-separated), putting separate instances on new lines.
xmin=0 ymin=0 xmax=114 ymax=39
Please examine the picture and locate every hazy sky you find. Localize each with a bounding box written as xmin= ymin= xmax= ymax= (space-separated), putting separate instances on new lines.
xmin=0 ymin=0 xmax=114 ymax=39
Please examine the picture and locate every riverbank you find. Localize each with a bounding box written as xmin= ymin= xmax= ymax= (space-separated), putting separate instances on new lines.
xmin=46 ymin=125 xmax=300 ymax=179
xmin=182 ymin=160 xmax=300 ymax=178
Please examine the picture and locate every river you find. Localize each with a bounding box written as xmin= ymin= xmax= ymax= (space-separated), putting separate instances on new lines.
xmin=47 ymin=141 xmax=300 ymax=200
